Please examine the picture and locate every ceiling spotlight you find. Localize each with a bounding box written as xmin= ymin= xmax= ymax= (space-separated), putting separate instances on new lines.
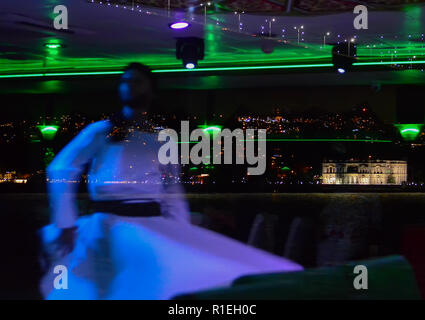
xmin=44 ymin=43 xmax=62 ymax=49
xmin=176 ymin=37 xmax=204 ymax=69
xmin=185 ymin=63 xmax=196 ymax=69
xmin=332 ymin=42 xmax=356 ymax=73
xmin=169 ymin=22 xmax=190 ymax=30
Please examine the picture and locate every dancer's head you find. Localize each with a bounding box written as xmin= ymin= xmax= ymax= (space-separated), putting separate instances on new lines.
xmin=118 ymin=63 xmax=156 ymax=114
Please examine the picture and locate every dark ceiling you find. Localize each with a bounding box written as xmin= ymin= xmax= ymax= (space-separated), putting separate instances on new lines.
xmin=91 ymin=0 xmax=425 ymax=14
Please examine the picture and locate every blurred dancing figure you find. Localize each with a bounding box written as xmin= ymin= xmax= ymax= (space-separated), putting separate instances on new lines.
xmin=40 ymin=63 xmax=302 ymax=300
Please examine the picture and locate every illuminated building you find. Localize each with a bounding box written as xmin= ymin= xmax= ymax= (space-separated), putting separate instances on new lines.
xmin=14 ymin=179 xmax=27 ymax=184
xmin=322 ymin=160 xmax=407 ymax=185
xmin=4 ymin=171 xmax=16 ymax=181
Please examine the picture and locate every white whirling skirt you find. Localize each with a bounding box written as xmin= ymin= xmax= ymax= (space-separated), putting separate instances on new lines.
xmin=40 ymin=213 xmax=303 ymax=300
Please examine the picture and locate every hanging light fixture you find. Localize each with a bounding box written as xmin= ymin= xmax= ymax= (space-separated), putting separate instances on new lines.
xmin=169 ymin=21 xmax=190 ymax=30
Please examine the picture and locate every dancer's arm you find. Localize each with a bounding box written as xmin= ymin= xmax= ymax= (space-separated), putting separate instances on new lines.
xmin=47 ymin=121 xmax=111 ymax=229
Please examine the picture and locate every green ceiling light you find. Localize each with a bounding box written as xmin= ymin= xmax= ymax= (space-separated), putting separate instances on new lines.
xmin=0 ymin=73 xmax=45 ymax=79
xmin=395 ymin=124 xmax=424 ymax=141
xmin=353 ymin=60 xmax=425 ymax=66
xmin=37 ymin=125 xmax=59 ymax=140
xmin=198 ymin=124 xmax=223 ymax=139
xmin=0 ymin=59 xmax=424 ymax=79
xmin=200 ymin=125 xmax=222 ymax=132
xmin=401 ymin=128 xmax=420 ymax=133
xmin=282 ymin=166 xmax=291 ymax=171
xmin=154 ymin=63 xmax=334 ymax=73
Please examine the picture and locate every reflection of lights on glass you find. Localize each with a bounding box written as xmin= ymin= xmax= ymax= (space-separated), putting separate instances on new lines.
xmin=185 ymin=63 xmax=196 ymax=69
xmin=202 ymin=126 xmax=222 ymax=133
xmin=3 ymin=61 xmax=425 ymax=79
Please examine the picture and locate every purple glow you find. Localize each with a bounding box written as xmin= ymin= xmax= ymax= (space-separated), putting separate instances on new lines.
xmin=170 ymin=22 xmax=190 ymax=30
xmin=337 ymin=68 xmax=346 ymax=74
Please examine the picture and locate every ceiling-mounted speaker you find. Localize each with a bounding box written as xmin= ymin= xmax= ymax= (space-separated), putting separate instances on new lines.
xmin=332 ymin=42 xmax=357 ymax=73
xmin=260 ymin=38 xmax=277 ymax=54
xmin=176 ymin=37 xmax=204 ymax=69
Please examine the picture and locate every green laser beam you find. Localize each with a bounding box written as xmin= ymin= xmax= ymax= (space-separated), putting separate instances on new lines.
xmin=37 ymin=125 xmax=59 ymax=140
xmin=354 ymin=60 xmax=425 ymax=66
xmin=0 ymin=65 xmax=331 ymax=79
xmin=0 ymin=60 xmax=423 ymax=79
xmin=394 ymin=124 xmax=424 ymax=141
xmin=178 ymin=138 xmax=392 ymax=143
xmin=0 ymin=71 xmax=123 ymax=79
xmin=241 ymin=139 xmax=392 ymax=142
xmin=0 ymin=59 xmax=423 ymax=79
xmin=154 ymin=63 xmax=334 ymax=73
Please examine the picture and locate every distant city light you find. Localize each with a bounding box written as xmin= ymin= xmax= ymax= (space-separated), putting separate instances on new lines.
xmin=197 ymin=125 xmax=222 ymax=139
xmin=241 ymin=138 xmax=392 ymax=143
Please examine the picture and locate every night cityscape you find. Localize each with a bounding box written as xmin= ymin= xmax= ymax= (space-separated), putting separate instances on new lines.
xmin=1 ymin=106 xmax=424 ymax=190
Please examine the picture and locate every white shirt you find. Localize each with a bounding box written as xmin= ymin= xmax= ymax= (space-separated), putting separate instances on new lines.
xmin=47 ymin=120 xmax=189 ymax=228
